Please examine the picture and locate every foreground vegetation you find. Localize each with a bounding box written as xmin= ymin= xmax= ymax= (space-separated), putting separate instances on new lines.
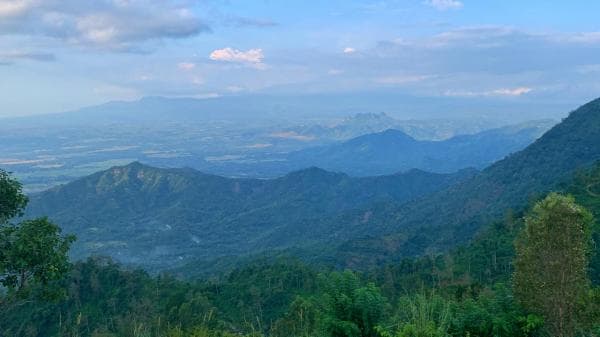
xmin=2 ymin=163 xmax=600 ymax=336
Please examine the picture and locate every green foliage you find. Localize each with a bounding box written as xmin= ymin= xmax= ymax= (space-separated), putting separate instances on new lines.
xmin=0 ymin=170 xmax=75 ymax=299
xmin=203 ymin=259 xmax=318 ymax=331
xmin=0 ymin=210 xmax=594 ymax=337
xmin=318 ymin=271 xmax=388 ymax=337
xmin=563 ymin=163 xmax=600 ymax=285
xmin=0 ymin=168 xmax=28 ymax=224
xmin=0 ymin=217 xmax=75 ymax=295
xmin=514 ymin=193 xmax=594 ymax=337
xmin=566 ymin=163 xmax=600 ymax=220
xmin=26 ymin=162 xmax=474 ymax=271
xmin=271 ymin=296 xmax=318 ymax=337
xmin=384 ymin=293 xmax=451 ymax=337
xmin=449 ymin=284 xmax=536 ymax=337
xmin=333 ymin=98 xmax=600 ymax=266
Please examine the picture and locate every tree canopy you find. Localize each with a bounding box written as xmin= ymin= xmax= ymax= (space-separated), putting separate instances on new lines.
xmin=514 ymin=193 xmax=594 ymax=337
xmin=0 ymin=169 xmax=28 ymax=224
xmin=0 ymin=169 xmax=75 ymax=297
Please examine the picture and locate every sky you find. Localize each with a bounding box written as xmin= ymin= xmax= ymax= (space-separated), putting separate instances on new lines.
xmin=1 ymin=0 xmax=600 ymax=117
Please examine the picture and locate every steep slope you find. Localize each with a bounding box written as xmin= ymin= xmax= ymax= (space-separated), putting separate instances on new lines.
xmin=26 ymin=162 xmax=476 ymax=269
xmin=330 ymin=97 xmax=600 ymax=266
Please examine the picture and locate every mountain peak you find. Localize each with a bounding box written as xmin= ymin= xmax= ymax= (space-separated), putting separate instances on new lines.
xmin=380 ymin=128 xmax=413 ymax=137
xmin=569 ymin=96 xmax=600 ymax=119
xmin=124 ymin=161 xmax=146 ymax=168
xmin=109 ymin=161 xmax=153 ymax=175
xmin=283 ymin=166 xmax=346 ymax=180
xmin=354 ymin=129 xmax=417 ymax=144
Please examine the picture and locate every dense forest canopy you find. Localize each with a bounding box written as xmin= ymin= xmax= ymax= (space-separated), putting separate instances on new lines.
xmin=2 ymin=159 xmax=600 ymax=336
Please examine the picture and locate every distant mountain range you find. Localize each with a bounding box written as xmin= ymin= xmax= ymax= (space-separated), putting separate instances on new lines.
xmin=278 ymin=112 xmax=515 ymax=141
xmin=23 ymin=98 xmax=600 ymax=273
xmin=203 ymin=120 xmax=554 ymax=176
xmin=287 ymin=122 xmax=552 ymax=174
xmin=26 ymin=164 xmax=476 ymax=269
xmin=0 ymin=93 xmax=572 ymax=127
xmin=1 ymin=94 xmax=555 ymax=193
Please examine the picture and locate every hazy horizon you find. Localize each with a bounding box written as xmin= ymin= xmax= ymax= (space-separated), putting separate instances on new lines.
xmin=0 ymin=91 xmax=580 ymax=124
xmin=1 ymin=0 xmax=600 ymax=118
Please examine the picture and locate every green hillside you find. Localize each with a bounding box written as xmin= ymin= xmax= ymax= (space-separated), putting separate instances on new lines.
xmin=26 ymin=163 xmax=475 ymax=270
xmin=5 ymin=163 xmax=599 ymax=337
xmin=329 ymin=98 xmax=600 ymax=266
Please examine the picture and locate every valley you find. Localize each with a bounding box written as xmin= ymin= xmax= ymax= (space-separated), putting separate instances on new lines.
xmin=1 ymin=97 xmax=554 ymax=192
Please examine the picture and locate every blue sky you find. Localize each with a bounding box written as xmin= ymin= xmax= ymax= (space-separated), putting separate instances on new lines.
xmin=1 ymin=0 xmax=600 ymax=117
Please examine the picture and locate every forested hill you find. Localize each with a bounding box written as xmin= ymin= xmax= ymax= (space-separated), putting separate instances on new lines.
xmin=6 ymin=162 xmax=600 ymax=337
xmin=26 ymin=163 xmax=476 ymax=269
xmin=331 ymin=97 xmax=600 ymax=265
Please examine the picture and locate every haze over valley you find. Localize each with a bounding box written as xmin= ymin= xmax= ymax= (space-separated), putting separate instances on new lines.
xmin=2 ymin=96 xmax=556 ymax=192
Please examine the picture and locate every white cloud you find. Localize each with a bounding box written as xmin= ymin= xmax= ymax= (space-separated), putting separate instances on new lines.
xmin=177 ymin=62 xmax=196 ymax=71
xmin=445 ymin=87 xmax=533 ymax=97
xmin=209 ymin=47 xmax=265 ymax=69
xmin=0 ymin=1 xmax=210 ymax=51
xmin=191 ymin=92 xmax=220 ymax=99
xmin=210 ymin=47 xmax=264 ymax=63
xmin=0 ymin=0 xmax=33 ymax=18
xmin=343 ymin=47 xmax=356 ymax=54
xmin=491 ymin=87 xmax=532 ymax=96
xmin=374 ymin=26 xmax=600 ymax=76
xmin=76 ymin=15 xmax=118 ymax=43
xmin=374 ymin=75 xmax=431 ymax=84
xmin=424 ymin=0 xmax=463 ymax=11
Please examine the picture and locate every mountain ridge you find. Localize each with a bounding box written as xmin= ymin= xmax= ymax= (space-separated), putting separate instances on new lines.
xmin=23 ymin=97 xmax=600 ymax=272
xmin=328 ymin=97 xmax=600 ymax=266
xmin=26 ymin=162 xmax=477 ymax=270
xmin=282 ymin=122 xmax=550 ymax=175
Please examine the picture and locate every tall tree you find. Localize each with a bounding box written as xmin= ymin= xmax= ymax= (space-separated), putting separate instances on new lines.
xmin=0 ymin=217 xmax=75 ymax=294
xmin=0 ymin=169 xmax=75 ymax=296
xmin=513 ymin=193 xmax=593 ymax=337
xmin=0 ymin=169 xmax=28 ymax=225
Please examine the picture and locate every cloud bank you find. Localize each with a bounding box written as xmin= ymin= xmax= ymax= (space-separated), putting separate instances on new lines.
xmin=0 ymin=50 xmax=55 ymax=63
xmin=0 ymin=0 xmax=210 ymax=51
